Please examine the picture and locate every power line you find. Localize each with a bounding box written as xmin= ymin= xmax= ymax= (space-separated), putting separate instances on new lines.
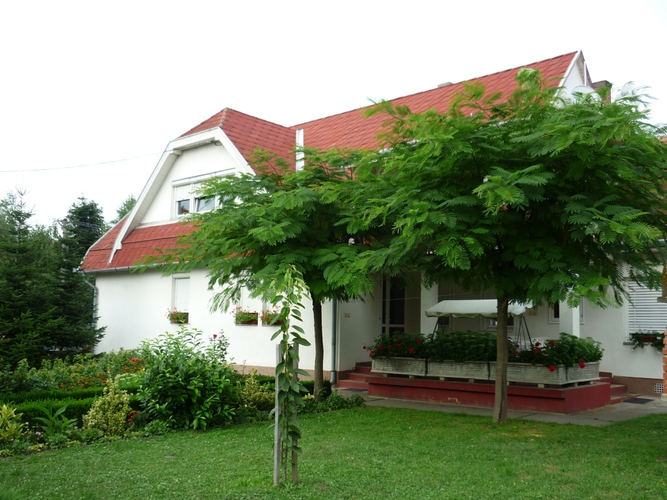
xmin=0 ymin=151 xmax=163 ymax=173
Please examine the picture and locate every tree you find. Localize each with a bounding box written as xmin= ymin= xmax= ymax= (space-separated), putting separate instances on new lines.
xmin=0 ymin=193 xmax=105 ymax=368
xmin=331 ymin=69 xmax=667 ymax=423
xmin=111 ymin=194 xmax=136 ymax=225
xmin=148 ymin=152 xmax=369 ymax=399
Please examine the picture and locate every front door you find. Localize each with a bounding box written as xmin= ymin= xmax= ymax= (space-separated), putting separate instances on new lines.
xmin=381 ymin=276 xmax=406 ymax=334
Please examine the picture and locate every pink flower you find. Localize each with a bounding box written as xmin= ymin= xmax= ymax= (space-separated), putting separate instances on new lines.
xmin=213 ymin=334 xmax=218 ymax=339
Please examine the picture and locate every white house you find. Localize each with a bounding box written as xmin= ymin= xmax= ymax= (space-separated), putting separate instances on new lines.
xmin=82 ymin=51 xmax=665 ymax=396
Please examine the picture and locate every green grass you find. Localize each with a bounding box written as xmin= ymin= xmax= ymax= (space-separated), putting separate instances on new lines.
xmin=1 ymin=406 xmax=666 ymax=499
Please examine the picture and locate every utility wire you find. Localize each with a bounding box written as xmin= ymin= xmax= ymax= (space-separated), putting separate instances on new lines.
xmin=0 ymin=152 xmax=162 ymax=173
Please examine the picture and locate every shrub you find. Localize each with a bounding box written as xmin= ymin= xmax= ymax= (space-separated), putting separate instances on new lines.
xmin=33 ymin=405 xmax=78 ymax=437
xmin=0 ymin=405 xmax=26 ymax=445
xmin=83 ymin=376 xmax=131 ymax=436
xmin=238 ymin=371 xmax=274 ymax=412
xmin=138 ymin=326 xmax=238 ymax=430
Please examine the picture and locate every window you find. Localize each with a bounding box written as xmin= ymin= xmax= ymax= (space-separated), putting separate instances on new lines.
xmin=549 ymin=301 xmax=585 ymax=324
xmin=627 ymin=282 xmax=667 ymax=336
xmin=173 ymin=183 xmax=215 ymax=218
xmin=172 ymin=275 xmax=190 ymax=323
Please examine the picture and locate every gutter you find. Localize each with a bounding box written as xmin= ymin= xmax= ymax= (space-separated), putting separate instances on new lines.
xmin=82 ymin=263 xmax=162 ymax=274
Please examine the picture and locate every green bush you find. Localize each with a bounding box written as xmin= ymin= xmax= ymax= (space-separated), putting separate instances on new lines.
xmin=0 ymin=405 xmax=26 ymax=445
xmin=138 ymin=326 xmax=238 ymax=430
xmin=0 ymin=387 xmax=106 ymax=404
xmin=83 ymin=377 xmax=131 ymax=436
xmin=252 ymin=376 xmax=331 ymax=399
xmin=15 ymin=398 xmax=96 ymax=427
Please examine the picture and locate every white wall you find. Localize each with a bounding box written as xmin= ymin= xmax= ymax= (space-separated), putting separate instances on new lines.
xmin=142 ymin=143 xmax=237 ymax=225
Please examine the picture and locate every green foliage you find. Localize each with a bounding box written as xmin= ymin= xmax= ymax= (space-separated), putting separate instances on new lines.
xmin=302 ymin=392 xmax=365 ymax=413
xmin=32 ymin=405 xmax=78 ymax=437
xmin=364 ymin=332 xmax=429 ymax=359
xmin=428 ymin=331 xmax=497 ymax=362
xmin=0 ymin=192 xmax=106 ymax=369
xmin=0 ymin=349 xmax=144 ymax=395
xmin=15 ymin=397 xmax=98 ymax=427
xmin=82 ymin=376 xmax=131 ymax=436
xmin=238 ymin=371 xmax=275 ymax=412
xmin=629 ymin=330 xmax=665 ymax=352
xmin=509 ymin=334 xmax=604 ymax=368
xmin=138 ymin=326 xmax=237 ymax=430
xmin=110 ymin=194 xmax=137 ymax=225
xmin=0 ymin=405 xmax=26 ymax=445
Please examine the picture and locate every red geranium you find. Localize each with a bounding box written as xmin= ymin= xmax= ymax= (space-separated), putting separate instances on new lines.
xmin=548 ymin=365 xmax=556 ymax=372
xmin=579 ymin=362 xmax=586 ymax=368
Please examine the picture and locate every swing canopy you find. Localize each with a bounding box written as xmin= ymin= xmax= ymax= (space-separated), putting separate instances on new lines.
xmin=425 ymin=299 xmax=528 ymax=318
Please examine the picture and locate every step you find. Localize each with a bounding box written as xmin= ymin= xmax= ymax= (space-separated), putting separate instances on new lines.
xmin=610 ymin=392 xmax=640 ymax=404
xmin=609 ymin=383 xmax=628 ymax=396
xmin=337 ymin=379 xmax=369 ymax=390
xmin=345 ymin=372 xmax=368 ymax=382
xmin=355 ymin=365 xmax=373 ymax=374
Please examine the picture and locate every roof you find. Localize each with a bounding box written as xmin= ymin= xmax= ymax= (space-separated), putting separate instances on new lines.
xmin=293 ymin=52 xmax=578 ymax=151
xmin=83 ymin=52 xmax=581 ymax=273
xmin=81 ymin=222 xmax=195 ymax=272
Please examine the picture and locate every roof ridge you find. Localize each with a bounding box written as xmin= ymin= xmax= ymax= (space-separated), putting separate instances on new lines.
xmin=290 ymin=51 xmax=579 ymax=129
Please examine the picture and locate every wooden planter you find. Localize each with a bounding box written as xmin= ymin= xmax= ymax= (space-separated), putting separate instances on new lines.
xmin=371 ymin=358 xmax=600 ymax=386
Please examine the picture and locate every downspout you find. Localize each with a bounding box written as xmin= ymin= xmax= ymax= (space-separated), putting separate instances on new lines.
xmin=80 ymin=271 xmax=99 ymax=323
xmin=330 ymin=298 xmax=338 ymax=385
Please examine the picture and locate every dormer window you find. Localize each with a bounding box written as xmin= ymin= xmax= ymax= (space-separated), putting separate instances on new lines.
xmin=173 ymin=183 xmax=215 ymax=218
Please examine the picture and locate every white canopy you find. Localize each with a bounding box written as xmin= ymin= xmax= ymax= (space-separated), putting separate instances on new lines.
xmin=425 ymin=299 xmax=528 ymax=318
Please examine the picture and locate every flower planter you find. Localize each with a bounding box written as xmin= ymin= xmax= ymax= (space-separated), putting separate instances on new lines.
xmin=236 ymin=318 xmax=258 ymax=325
xmin=372 ymin=358 xmax=600 ymax=386
xmin=372 ymin=357 xmax=427 ymax=377
xmin=428 ymin=360 xmax=495 ymax=380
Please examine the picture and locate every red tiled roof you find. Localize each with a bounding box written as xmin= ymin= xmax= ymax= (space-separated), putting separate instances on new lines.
xmin=180 ymin=108 xmax=295 ymax=167
xmin=294 ymin=52 xmax=578 ymax=151
xmin=82 ymin=222 xmax=195 ymax=272
xmin=84 ymin=52 xmax=579 ymax=273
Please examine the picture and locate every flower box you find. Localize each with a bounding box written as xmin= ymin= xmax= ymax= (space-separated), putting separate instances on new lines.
xmin=428 ymin=360 xmax=495 ymax=380
xmin=372 ymin=357 xmax=427 ymax=377
xmin=505 ymin=362 xmax=599 ymax=385
xmin=372 ymin=358 xmax=600 ymax=386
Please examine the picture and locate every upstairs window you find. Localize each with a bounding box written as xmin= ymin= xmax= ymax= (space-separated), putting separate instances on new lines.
xmin=174 ymin=183 xmax=215 ymax=218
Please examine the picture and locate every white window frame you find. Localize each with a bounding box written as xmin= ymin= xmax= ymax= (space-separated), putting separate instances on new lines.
xmin=548 ymin=301 xmax=585 ymax=325
xmin=172 ymin=274 xmax=190 ymax=323
xmin=172 ymin=180 xmax=217 ymax=219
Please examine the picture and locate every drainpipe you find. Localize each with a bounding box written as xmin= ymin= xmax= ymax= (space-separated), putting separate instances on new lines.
xmin=79 ymin=271 xmax=99 ymax=323
xmin=330 ymin=298 xmax=338 ymax=385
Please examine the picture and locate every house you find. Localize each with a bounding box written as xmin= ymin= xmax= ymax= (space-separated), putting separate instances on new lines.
xmin=82 ymin=51 xmax=665 ymax=396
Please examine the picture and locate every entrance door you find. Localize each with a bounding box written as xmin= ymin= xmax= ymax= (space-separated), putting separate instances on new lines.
xmin=381 ymin=276 xmax=406 ymax=334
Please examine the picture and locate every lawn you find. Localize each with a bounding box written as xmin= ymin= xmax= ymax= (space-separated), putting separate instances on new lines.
xmin=1 ymin=406 xmax=666 ymax=500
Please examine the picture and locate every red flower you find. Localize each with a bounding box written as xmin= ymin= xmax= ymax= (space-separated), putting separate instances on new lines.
xmin=548 ymin=340 xmax=555 ymax=346
xmin=579 ymin=362 xmax=586 ymax=369
xmin=397 ymin=343 xmax=403 ymax=348
xmin=533 ymin=348 xmax=540 ymax=354
xmin=535 ymin=341 xmax=541 ymax=347
xmin=369 ymin=350 xmax=375 ymax=357
xmin=515 ymin=343 xmax=520 ymax=348
xmin=548 ymin=365 xmax=556 ymax=372
xmin=129 ymin=358 xmax=138 ymax=363
xmin=362 ymin=345 xmax=366 ymax=350
xmin=416 ymin=338 xmax=422 ymax=344
xmin=409 ymin=347 xmax=415 ymax=355
xmin=512 ymin=350 xmax=518 ymax=356
xmin=213 ymin=334 xmax=218 ymax=339
xmin=378 ymin=345 xmax=383 ymax=350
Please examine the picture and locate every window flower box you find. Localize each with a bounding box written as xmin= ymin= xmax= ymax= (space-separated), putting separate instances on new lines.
xmin=167 ymin=309 xmax=189 ymax=324
xmin=261 ymin=309 xmax=284 ymax=326
xmin=233 ymin=307 xmax=259 ymax=325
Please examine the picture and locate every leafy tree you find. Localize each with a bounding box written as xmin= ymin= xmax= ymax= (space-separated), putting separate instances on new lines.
xmin=147 ymin=152 xmax=368 ymax=399
xmin=331 ymin=69 xmax=667 ymax=423
xmin=60 ymin=197 xmax=107 ymax=260
xmin=110 ymin=194 xmax=136 ymax=225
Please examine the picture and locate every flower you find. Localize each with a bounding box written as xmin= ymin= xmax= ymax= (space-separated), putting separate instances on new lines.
xmin=213 ymin=333 xmax=218 ymax=339
xmin=233 ymin=306 xmax=259 ymax=324
xmin=535 ymin=341 xmax=541 ymax=347
xmin=579 ymin=362 xmax=586 ymax=369
xmin=364 ymin=332 xmax=427 ymax=359
xmin=548 ymin=365 xmax=556 ymax=372
xmin=409 ymin=347 xmax=415 ymax=354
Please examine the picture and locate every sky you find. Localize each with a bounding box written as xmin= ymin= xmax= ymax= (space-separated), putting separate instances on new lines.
xmin=1 ymin=0 xmax=666 ymax=227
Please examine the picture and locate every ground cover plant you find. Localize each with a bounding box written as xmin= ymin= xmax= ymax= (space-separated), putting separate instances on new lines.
xmin=0 ymin=406 xmax=665 ymax=499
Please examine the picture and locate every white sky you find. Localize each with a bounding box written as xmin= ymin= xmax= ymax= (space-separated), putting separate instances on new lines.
xmin=2 ymin=0 xmax=666 ymax=227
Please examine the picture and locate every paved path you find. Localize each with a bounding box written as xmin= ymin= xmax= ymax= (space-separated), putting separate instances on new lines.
xmin=337 ymin=388 xmax=667 ymax=427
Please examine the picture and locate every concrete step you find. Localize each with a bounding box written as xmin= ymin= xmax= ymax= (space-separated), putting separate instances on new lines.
xmin=344 ymin=372 xmax=368 ymax=382
xmin=337 ymin=379 xmax=369 ymax=390
xmin=610 ymin=383 xmax=628 ymax=396
xmin=610 ymin=392 xmax=640 ymax=404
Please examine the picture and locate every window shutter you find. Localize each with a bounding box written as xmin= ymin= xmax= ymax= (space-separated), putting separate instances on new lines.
xmin=627 ymin=282 xmax=667 ymax=334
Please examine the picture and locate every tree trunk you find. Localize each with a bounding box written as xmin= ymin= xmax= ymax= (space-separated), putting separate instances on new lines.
xmin=493 ymin=295 xmax=510 ymax=423
xmin=311 ymin=292 xmax=324 ymax=401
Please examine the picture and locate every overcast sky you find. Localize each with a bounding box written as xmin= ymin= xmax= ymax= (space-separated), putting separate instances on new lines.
xmin=2 ymin=0 xmax=666 ymax=227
